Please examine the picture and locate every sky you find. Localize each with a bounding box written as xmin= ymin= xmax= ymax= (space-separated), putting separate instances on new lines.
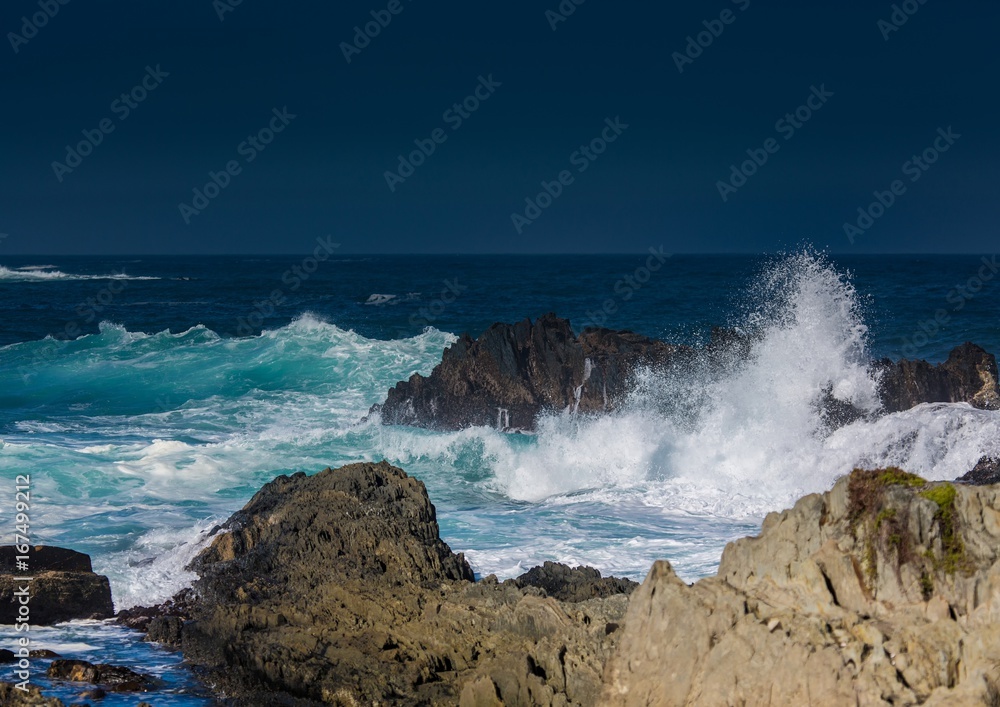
xmin=1 ymin=1 xmax=997 ymax=255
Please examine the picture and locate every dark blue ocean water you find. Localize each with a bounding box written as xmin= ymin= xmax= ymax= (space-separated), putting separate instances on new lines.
xmin=0 ymin=252 xmax=997 ymax=705
xmin=1 ymin=253 xmax=997 ymax=358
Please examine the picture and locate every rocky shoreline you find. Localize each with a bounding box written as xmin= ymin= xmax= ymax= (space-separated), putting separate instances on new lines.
xmin=7 ymin=455 xmax=1000 ymax=705
xmin=5 ymin=318 xmax=1000 ymax=705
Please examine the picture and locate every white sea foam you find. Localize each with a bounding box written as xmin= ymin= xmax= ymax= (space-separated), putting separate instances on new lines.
xmin=0 ymin=264 xmax=158 ymax=281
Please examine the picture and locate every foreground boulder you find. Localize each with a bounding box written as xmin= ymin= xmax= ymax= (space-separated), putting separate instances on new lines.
xmin=0 ymin=546 xmax=113 ymax=625
xmin=183 ymin=461 xmax=633 ymax=705
xmin=374 ymin=315 xmax=1000 ymax=432
xmin=602 ymin=469 xmax=1000 ymax=706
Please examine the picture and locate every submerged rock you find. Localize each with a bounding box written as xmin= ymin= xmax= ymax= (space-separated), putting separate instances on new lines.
xmin=182 ymin=461 xmax=631 ymax=705
xmin=47 ymin=659 xmax=156 ymax=692
xmin=0 ymin=546 xmax=114 ymax=625
xmin=602 ymin=469 xmax=1000 ymax=706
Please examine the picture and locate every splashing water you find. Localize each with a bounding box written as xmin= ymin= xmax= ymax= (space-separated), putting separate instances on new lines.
xmin=0 ymin=254 xmax=996 ymax=609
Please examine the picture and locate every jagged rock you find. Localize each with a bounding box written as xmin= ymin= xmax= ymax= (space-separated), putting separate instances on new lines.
xmin=146 ymin=615 xmax=185 ymax=646
xmin=958 ymin=456 xmax=1000 ymax=486
xmin=116 ymin=588 xmax=196 ymax=646
xmin=46 ymin=659 xmax=156 ymax=692
xmin=878 ymin=342 xmax=1000 ymax=412
xmin=181 ymin=461 xmax=630 ymax=705
xmin=0 ymin=546 xmax=114 ymax=625
xmin=510 ymin=562 xmax=638 ymax=603
xmin=372 ymin=313 xmax=686 ymax=431
xmin=374 ymin=315 xmax=998 ymax=432
xmin=0 ymin=683 xmax=66 ymax=706
xmin=601 ymin=469 xmax=1000 ymax=706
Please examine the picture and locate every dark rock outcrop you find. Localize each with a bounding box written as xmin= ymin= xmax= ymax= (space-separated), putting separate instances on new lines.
xmin=877 ymin=342 xmax=1000 ymax=413
xmin=116 ymin=588 xmax=196 ymax=647
xmin=46 ymin=659 xmax=157 ymax=692
xmin=372 ymin=313 xmax=687 ymax=431
xmin=958 ymin=456 xmax=1000 ymax=486
xmin=0 ymin=546 xmax=114 ymax=625
xmin=510 ymin=562 xmax=638 ymax=603
xmin=181 ymin=461 xmax=631 ymax=706
xmin=374 ymin=315 xmax=1000 ymax=433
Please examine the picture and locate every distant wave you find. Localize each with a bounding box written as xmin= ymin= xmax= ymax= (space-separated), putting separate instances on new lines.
xmin=0 ymin=265 xmax=160 ymax=282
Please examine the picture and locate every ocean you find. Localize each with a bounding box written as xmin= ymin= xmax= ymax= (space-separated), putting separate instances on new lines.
xmin=1 ymin=250 xmax=998 ymax=705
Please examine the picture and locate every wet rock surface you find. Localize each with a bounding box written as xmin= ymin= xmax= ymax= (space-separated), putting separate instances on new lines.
xmin=0 ymin=546 xmax=114 ymax=625
xmin=0 ymin=682 xmax=66 ymax=706
xmin=372 ymin=313 xmax=688 ymax=431
xmin=116 ymin=587 xmax=196 ymax=646
xmin=46 ymin=659 xmax=157 ymax=692
xmin=958 ymin=456 xmax=1000 ymax=486
xmin=602 ymin=469 xmax=1000 ymax=706
xmin=877 ymin=341 xmax=1000 ymax=412
xmin=373 ymin=314 xmax=1000 ymax=432
xmin=181 ymin=461 xmax=631 ymax=705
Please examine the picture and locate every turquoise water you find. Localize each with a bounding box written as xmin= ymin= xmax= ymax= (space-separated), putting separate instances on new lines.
xmin=1 ymin=251 xmax=998 ymax=704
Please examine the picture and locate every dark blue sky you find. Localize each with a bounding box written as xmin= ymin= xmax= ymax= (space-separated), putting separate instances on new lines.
xmin=1 ymin=1 xmax=997 ymax=255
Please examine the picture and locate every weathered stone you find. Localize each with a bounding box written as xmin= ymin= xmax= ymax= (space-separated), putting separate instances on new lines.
xmin=877 ymin=342 xmax=1000 ymax=412
xmin=601 ymin=471 xmax=1000 ymax=706
xmin=374 ymin=315 xmax=999 ymax=432
xmin=0 ymin=555 xmax=114 ymax=625
xmin=46 ymin=659 xmax=156 ymax=692
xmin=373 ymin=314 xmax=687 ymax=431
xmin=0 ymin=682 xmax=66 ymax=706
xmin=182 ymin=461 xmax=630 ymax=705
xmin=0 ymin=547 xmax=92 ymax=574
xmin=958 ymin=456 xmax=1000 ymax=486
xmin=509 ymin=562 xmax=638 ymax=602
